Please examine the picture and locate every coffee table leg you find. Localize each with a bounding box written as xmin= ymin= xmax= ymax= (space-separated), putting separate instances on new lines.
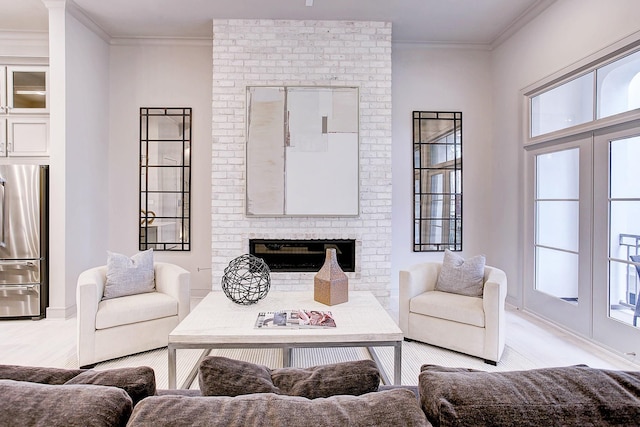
xmin=282 ymin=346 xmax=291 ymax=367
xmin=168 ymin=345 xmax=177 ymax=389
xmin=394 ymin=341 xmax=402 ymax=385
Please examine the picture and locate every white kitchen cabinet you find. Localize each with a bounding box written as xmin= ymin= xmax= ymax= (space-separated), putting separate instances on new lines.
xmin=3 ymin=66 xmax=49 ymax=114
xmin=0 ymin=65 xmax=49 ymax=157
xmin=4 ymin=117 xmax=49 ymax=157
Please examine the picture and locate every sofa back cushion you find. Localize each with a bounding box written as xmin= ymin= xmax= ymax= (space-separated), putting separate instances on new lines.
xmin=0 ymin=364 xmax=157 ymax=406
xmin=419 ymin=364 xmax=640 ymax=427
xmin=198 ymin=356 xmax=380 ymax=398
xmin=127 ymin=389 xmax=429 ymax=427
xmin=0 ymin=380 xmax=132 ymax=427
xmin=0 ymin=364 xmax=85 ymax=385
xmin=271 ymin=359 xmax=381 ymax=398
xmin=65 ymin=366 xmax=156 ymax=405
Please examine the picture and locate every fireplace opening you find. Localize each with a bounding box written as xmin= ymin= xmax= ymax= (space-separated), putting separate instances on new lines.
xmin=249 ymin=239 xmax=355 ymax=272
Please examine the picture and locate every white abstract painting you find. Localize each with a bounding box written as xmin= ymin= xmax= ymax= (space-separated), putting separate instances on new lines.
xmin=246 ymin=86 xmax=359 ymax=216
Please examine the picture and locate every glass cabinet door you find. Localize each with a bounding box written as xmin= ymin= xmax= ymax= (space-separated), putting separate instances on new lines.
xmin=6 ymin=66 xmax=48 ymax=114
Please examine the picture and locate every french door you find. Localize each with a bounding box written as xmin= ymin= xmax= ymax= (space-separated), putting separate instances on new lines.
xmin=593 ymin=124 xmax=640 ymax=357
xmin=525 ymin=123 xmax=640 ymax=357
xmin=524 ymin=135 xmax=592 ymax=336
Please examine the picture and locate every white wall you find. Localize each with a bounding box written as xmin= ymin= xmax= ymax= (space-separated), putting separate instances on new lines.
xmin=390 ymin=45 xmax=493 ymax=298
xmin=108 ymin=41 xmax=213 ymax=296
xmin=46 ymin=3 xmax=110 ymax=317
xmin=491 ymin=0 xmax=640 ymax=306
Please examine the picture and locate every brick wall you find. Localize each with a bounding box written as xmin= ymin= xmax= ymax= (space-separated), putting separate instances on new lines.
xmin=211 ymin=19 xmax=393 ymax=307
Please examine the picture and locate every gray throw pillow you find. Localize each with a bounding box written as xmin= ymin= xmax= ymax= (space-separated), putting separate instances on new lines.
xmin=198 ymin=356 xmax=280 ymax=396
xmin=435 ymin=249 xmax=485 ymax=297
xmin=103 ymin=249 xmax=155 ymax=300
xmin=0 ymin=380 xmax=132 ymax=427
xmin=0 ymin=364 xmax=85 ymax=385
xmin=198 ymin=357 xmax=381 ymax=399
xmin=271 ymin=359 xmax=381 ymax=398
xmin=65 ymin=366 xmax=156 ymax=406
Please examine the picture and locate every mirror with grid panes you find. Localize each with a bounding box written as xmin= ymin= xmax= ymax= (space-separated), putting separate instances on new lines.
xmin=139 ymin=107 xmax=191 ymax=251
xmin=413 ymin=111 xmax=462 ymax=252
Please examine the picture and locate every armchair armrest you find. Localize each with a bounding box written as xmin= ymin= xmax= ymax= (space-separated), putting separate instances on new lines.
xmin=399 ymin=262 xmax=441 ymax=334
xmin=154 ymin=262 xmax=191 ymax=321
xmin=482 ymin=266 xmax=508 ymax=362
xmin=76 ymin=266 xmax=106 ymax=367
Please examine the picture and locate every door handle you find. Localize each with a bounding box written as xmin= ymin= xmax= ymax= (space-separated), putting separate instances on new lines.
xmin=0 ymin=177 xmax=6 ymax=248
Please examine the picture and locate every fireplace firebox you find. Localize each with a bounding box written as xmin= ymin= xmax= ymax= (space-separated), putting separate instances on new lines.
xmin=249 ymin=239 xmax=355 ymax=272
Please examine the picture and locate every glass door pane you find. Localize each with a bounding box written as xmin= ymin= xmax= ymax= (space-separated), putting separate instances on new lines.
xmin=6 ymin=66 xmax=48 ymax=113
xmin=534 ymin=148 xmax=580 ymax=301
xmin=608 ymin=136 xmax=640 ymax=326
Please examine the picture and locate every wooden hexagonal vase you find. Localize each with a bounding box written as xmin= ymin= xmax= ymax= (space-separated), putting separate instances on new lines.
xmin=314 ymin=248 xmax=349 ymax=306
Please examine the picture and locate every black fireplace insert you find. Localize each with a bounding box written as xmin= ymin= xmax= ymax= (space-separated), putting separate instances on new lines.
xmin=249 ymin=239 xmax=355 ymax=272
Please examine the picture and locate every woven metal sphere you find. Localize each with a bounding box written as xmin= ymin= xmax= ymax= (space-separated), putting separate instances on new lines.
xmin=221 ymin=254 xmax=271 ymax=305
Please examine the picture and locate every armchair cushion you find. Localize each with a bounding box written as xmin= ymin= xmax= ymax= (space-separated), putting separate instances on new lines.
xmin=410 ymin=291 xmax=485 ymax=327
xmin=435 ymin=250 xmax=486 ymax=297
xmin=103 ymin=249 xmax=155 ymax=300
xmin=95 ymin=291 xmax=178 ymax=329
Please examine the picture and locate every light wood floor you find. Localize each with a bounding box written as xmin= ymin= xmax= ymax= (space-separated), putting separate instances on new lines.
xmin=0 ymin=303 xmax=638 ymax=371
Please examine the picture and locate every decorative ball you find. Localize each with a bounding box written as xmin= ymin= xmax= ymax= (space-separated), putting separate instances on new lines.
xmin=221 ymin=254 xmax=271 ymax=305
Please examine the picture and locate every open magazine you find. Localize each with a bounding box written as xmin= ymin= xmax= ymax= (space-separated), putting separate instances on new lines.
xmin=254 ymin=309 xmax=336 ymax=329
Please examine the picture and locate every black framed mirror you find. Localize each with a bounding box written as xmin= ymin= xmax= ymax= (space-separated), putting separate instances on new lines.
xmin=413 ymin=111 xmax=462 ymax=252
xmin=139 ymin=107 xmax=191 ymax=251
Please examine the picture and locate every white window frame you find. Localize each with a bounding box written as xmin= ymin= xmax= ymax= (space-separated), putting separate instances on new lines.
xmin=522 ymin=34 xmax=640 ymax=148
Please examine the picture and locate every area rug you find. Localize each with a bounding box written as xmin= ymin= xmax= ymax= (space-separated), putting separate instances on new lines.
xmin=95 ymin=341 xmax=538 ymax=389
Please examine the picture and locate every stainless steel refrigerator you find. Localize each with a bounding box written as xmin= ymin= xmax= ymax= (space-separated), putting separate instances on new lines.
xmin=0 ymin=165 xmax=49 ymax=319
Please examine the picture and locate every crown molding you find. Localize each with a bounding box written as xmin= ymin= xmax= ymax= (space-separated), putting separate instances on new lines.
xmin=490 ymin=0 xmax=557 ymax=50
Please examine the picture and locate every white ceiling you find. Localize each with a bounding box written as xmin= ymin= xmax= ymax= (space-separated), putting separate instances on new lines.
xmin=0 ymin=0 xmax=554 ymax=45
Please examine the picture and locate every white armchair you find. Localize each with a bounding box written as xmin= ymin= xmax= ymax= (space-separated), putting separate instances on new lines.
xmin=77 ymin=262 xmax=190 ymax=368
xmin=399 ymin=262 xmax=507 ymax=364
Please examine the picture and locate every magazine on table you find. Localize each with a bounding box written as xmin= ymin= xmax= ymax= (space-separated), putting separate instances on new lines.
xmin=254 ymin=309 xmax=336 ymax=329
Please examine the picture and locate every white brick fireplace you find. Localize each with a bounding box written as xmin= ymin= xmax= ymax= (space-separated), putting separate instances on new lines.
xmin=211 ymin=19 xmax=393 ymax=307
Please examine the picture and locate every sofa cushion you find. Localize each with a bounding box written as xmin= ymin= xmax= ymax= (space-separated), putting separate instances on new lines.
xmin=0 ymin=364 xmax=85 ymax=385
xmin=198 ymin=356 xmax=381 ymax=398
xmin=419 ymin=364 xmax=640 ymax=427
xmin=127 ymin=389 xmax=430 ymax=427
xmin=199 ymin=356 xmax=280 ymax=396
xmin=0 ymin=379 xmax=132 ymax=427
xmin=435 ymin=250 xmax=485 ymax=297
xmin=96 ymin=291 xmax=178 ymax=329
xmin=410 ymin=291 xmax=485 ymax=327
xmin=103 ymin=249 xmax=155 ymax=300
xmin=271 ymin=359 xmax=381 ymax=398
xmin=65 ymin=366 xmax=156 ymax=405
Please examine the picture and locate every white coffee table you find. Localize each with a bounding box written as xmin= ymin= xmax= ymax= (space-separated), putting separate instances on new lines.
xmin=168 ymin=291 xmax=403 ymax=389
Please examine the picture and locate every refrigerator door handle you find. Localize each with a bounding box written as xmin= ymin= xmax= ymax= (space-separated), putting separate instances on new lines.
xmin=0 ymin=177 xmax=5 ymax=248
xmin=0 ymin=284 xmax=37 ymax=292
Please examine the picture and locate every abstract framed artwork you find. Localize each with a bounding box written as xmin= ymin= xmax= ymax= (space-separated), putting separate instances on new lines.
xmin=246 ymin=86 xmax=359 ymax=216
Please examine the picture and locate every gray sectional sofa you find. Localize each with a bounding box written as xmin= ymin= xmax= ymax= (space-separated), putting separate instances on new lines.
xmin=1 ymin=358 xmax=640 ymax=426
